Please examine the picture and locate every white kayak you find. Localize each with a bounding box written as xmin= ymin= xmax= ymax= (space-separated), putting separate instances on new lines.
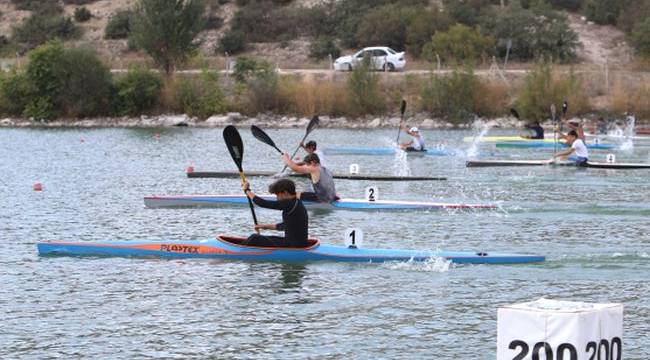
xmin=144 ymin=195 xmax=497 ymax=211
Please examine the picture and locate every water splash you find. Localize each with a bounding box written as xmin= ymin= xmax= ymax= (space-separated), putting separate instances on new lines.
xmin=608 ymin=115 xmax=635 ymax=152
xmin=383 ymin=138 xmax=411 ymax=176
xmin=381 ymin=256 xmax=451 ymax=272
xmin=466 ymin=119 xmax=493 ymax=158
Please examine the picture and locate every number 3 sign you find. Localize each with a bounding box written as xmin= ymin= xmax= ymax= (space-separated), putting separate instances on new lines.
xmin=497 ymin=299 xmax=623 ymax=360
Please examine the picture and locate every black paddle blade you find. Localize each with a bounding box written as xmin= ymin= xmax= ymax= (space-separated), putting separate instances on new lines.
xmin=400 ymin=100 xmax=407 ymax=116
xmin=223 ymin=125 xmax=244 ymax=172
xmin=510 ymin=108 xmax=520 ymax=119
xmin=562 ymin=101 xmax=568 ymax=115
xmin=251 ymin=125 xmax=282 ymax=153
xmin=306 ymin=116 xmax=319 ymax=135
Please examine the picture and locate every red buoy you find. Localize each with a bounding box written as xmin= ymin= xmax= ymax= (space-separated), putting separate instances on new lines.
xmin=186 ymin=166 xmax=194 ymax=173
xmin=33 ymin=182 xmax=43 ymax=191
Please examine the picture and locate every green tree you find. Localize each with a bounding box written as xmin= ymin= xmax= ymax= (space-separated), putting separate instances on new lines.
xmin=406 ymin=8 xmax=450 ymax=58
xmin=355 ymin=4 xmax=417 ymax=52
xmin=422 ymin=24 xmax=494 ymax=65
xmin=115 ymin=68 xmax=162 ymax=115
xmin=130 ymin=0 xmax=205 ymax=75
xmin=174 ymin=71 xmax=227 ymax=118
xmin=420 ymin=68 xmax=484 ymax=122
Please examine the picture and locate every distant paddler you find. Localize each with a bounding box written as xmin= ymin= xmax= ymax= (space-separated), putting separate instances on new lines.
xmin=522 ymin=121 xmax=545 ymax=139
xmin=295 ymin=140 xmax=327 ymax=168
xmin=550 ymin=130 xmax=588 ymax=165
xmin=242 ymin=179 xmax=309 ymax=247
xmin=399 ymin=126 xmax=426 ymax=152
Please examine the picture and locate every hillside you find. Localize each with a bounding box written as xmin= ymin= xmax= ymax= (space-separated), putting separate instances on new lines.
xmin=0 ymin=0 xmax=642 ymax=69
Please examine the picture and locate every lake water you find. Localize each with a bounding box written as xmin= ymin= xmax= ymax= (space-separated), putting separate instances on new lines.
xmin=1 ymin=127 xmax=649 ymax=359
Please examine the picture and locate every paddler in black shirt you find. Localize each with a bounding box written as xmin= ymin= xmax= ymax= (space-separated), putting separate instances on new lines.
xmin=523 ymin=121 xmax=545 ymax=139
xmin=242 ymin=179 xmax=309 ymax=248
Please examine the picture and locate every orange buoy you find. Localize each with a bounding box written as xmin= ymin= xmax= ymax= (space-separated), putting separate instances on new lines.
xmin=33 ymin=182 xmax=43 ymax=191
xmin=186 ymin=166 xmax=194 ymax=173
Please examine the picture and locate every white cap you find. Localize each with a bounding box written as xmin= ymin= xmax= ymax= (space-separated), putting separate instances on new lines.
xmin=409 ymin=127 xmax=419 ymax=132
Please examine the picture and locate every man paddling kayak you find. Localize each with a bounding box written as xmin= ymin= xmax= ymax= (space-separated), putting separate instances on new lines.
xmin=523 ymin=121 xmax=544 ymax=139
xmin=296 ymin=140 xmax=327 ymax=168
xmin=283 ymin=153 xmax=339 ymax=202
xmin=399 ymin=126 xmax=426 ymax=151
xmin=242 ymin=179 xmax=309 ymax=247
xmin=551 ymin=130 xmax=588 ymax=165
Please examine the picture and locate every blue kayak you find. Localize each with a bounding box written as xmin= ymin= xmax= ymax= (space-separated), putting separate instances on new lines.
xmin=143 ymin=194 xmax=496 ymax=210
xmin=37 ymin=235 xmax=545 ymax=264
xmin=323 ymin=147 xmax=464 ymax=156
xmin=495 ymin=141 xmax=616 ymax=150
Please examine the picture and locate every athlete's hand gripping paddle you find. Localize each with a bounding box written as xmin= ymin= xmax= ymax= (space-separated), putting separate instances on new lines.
xmin=223 ymin=125 xmax=259 ymax=229
xmin=279 ymin=116 xmax=319 ymax=174
xmin=396 ymin=100 xmax=407 ymax=144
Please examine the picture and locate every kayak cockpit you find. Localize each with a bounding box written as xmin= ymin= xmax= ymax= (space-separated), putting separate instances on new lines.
xmin=216 ymin=235 xmax=320 ymax=250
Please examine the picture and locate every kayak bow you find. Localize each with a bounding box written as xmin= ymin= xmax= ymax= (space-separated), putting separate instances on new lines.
xmin=37 ymin=235 xmax=545 ymax=264
xmin=466 ymin=159 xmax=650 ymax=169
xmin=495 ymin=141 xmax=615 ymax=150
xmin=186 ymin=170 xmax=447 ymax=181
xmin=143 ymin=194 xmax=497 ymax=210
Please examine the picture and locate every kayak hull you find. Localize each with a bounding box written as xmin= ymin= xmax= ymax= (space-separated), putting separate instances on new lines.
xmin=323 ymin=147 xmax=463 ymax=157
xmin=495 ymin=141 xmax=615 ymax=150
xmin=37 ymin=236 xmax=545 ymax=264
xmin=466 ymin=159 xmax=650 ymax=169
xmin=186 ymin=171 xmax=446 ymax=181
xmin=143 ymin=195 xmax=497 ymax=210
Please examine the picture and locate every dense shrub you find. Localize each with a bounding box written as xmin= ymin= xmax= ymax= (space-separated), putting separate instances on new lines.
xmin=114 ymin=68 xmax=162 ymax=115
xmin=74 ymin=7 xmax=92 ymax=22
xmin=12 ymin=13 xmax=81 ymax=49
xmin=406 ymin=9 xmax=451 ymax=58
xmin=616 ymin=1 xmax=650 ymax=34
xmin=355 ymin=5 xmax=418 ymax=52
xmin=63 ymin=0 xmax=99 ymax=4
xmin=443 ymin=0 xmax=495 ymax=27
xmin=230 ymin=2 xmax=299 ymax=42
xmin=231 ymin=57 xmax=280 ymax=114
xmin=217 ymin=30 xmax=247 ymax=55
xmin=422 ymin=24 xmax=494 ymax=65
xmin=204 ymin=15 xmax=223 ymax=30
xmin=514 ymin=62 xmax=589 ymax=121
xmin=584 ymin=0 xmax=621 ymax=25
xmin=480 ymin=3 xmax=579 ymax=62
xmin=420 ymin=68 xmax=485 ymax=122
xmin=104 ymin=10 xmax=133 ymax=39
xmin=0 ymin=42 xmax=114 ymax=119
xmin=174 ymin=71 xmax=227 ymax=118
xmin=630 ymin=18 xmax=650 ymax=58
xmin=0 ymin=70 xmax=32 ymax=116
xmin=308 ymin=37 xmax=340 ymax=60
xmin=58 ymin=47 xmax=114 ymax=117
xmin=12 ymin=0 xmax=61 ymax=13
xmin=346 ymin=55 xmax=384 ymax=115
xmin=547 ymin=0 xmax=583 ymax=10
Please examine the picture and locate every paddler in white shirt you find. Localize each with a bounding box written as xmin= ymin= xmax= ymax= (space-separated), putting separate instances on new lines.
xmin=296 ymin=140 xmax=327 ymax=168
xmin=551 ymin=130 xmax=588 ymax=165
xmin=399 ymin=126 xmax=426 ymax=152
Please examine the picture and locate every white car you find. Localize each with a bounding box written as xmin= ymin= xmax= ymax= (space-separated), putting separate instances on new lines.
xmin=333 ymin=47 xmax=406 ymax=72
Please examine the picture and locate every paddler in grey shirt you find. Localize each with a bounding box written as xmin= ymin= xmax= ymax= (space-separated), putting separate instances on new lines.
xmin=282 ymin=153 xmax=339 ymax=203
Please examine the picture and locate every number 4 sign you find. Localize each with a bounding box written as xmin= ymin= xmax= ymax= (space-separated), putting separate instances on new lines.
xmin=344 ymin=228 xmax=364 ymax=249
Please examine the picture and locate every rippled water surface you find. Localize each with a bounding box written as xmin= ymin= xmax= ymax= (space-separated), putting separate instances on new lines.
xmin=1 ymin=128 xmax=649 ymax=359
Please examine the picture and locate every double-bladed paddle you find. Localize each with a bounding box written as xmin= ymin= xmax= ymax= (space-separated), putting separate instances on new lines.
xmin=251 ymin=125 xmax=283 ymax=154
xmin=396 ymin=100 xmax=407 ymax=144
xmin=551 ymin=103 xmax=558 ymax=155
xmin=279 ymin=116 xmax=319 ymax=174
xmin=223 ymin=125 xmax=259 ymax=227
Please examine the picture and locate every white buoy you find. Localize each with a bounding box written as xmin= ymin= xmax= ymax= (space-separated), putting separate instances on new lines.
xmin=497 ymin=298 xmax=623 ymax=360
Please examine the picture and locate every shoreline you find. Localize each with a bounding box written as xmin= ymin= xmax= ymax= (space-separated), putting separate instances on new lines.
xmin=0 ymin=114 xmax=533 ymax=130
